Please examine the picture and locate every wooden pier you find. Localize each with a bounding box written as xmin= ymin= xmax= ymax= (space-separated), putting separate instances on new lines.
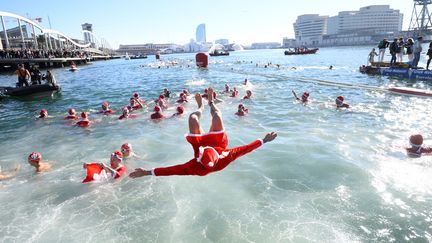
xmin=0 ymin=56 xmax=114 ymax=71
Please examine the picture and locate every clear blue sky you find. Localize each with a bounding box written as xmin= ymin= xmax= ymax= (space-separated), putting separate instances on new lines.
xmin=1 ymin=0 xmax=413 ymax=48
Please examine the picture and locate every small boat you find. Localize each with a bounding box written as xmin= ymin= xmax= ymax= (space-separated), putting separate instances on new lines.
xmin=359 ymin=65 xmax=432 ymax=81
xmin=284 ymin=48 xmax=319 ymax=55
xmin=387 ymin=87 xmax=432 ymax=97
xmin=0 ymin=84 xmax=60 ymax=97
xmin=370 ymin=62 xmax=410 ymax=68
xmin=130 ymin=54 xmax=148 ymax=59
xmin=209 ymin=50 xmax=229 ymax=56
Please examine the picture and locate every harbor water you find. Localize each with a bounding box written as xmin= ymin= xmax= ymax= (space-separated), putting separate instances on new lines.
xmin=0 ymin=47 xmax=431 ymax=242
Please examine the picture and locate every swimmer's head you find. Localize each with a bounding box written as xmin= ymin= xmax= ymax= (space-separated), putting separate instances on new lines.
xmin=302 ymin=92 xmax=309 ymax=101
xmin=204 ymin=88 xmax=208 ymax=93
xmin=246 ymin=90 xmax=252 ymax=96
xmin=154 ymin=106 xmax=161 ymax=112
xmin=130 ymin=98 xmax=136 ymax=105
xmin=133 ymin=92 xmax=139 ymax=98
xmin=179 ymin=92 xmax=185 ymax=98
xmin=121 ymin=143 xmax=132 ymax=157
xmin=159 ymin=95 xmax=165 ymax=100
xmin=197 ymin=146 xmax=219 ymax=169
xmin=102 ymin=102 xmax=109 ymax=110
xmin=110 ymin=150 xmax=123 ymax=167
xmin=410 ymin=134 xmax=423 ymax=147
xmin=176 ymin=106 xmax=184 ymax=114
xmin=28 ymin=152 xmax=41 ymax=165
xmin=81 ymin=112 xmax=88 ymax=119
xmin=183 ymin=89 xmax=189 ymax=95
xmin=238 ymin=104 xmax=245 ymax=111
xmin=68 ymin=108 xmax=76 ymax=115
xmin=39 ymin=109 xmax=48 ymax=118
xmin=122 ymin=107 xmax=129 ymax=115
xmin=336 ymin=96 xmax=344 ymax=106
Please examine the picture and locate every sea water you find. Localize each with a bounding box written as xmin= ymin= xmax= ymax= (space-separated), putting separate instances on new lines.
xmin=0 ymin=47 xmax=431 ymax=242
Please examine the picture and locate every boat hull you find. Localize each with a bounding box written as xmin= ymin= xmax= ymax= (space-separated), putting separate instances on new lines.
xmin=1 ymin=84 xmax=60 ymax=97
xmin=360 ymin=66 xmax=432 ymax=81
xmin=284 ymin=48 xmax=318 ymax=55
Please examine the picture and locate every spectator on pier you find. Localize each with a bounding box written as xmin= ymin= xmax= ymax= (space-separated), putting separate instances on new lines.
xmin=377 ymin=39 xmax=390 ymax=63
xmin=413 ymin=36 xmax=423 ymax=68
xmin=405 ymin=38 xmax=415 ymax=64
xmin=426 ymin=42 xmax=432 ymax=70
xmin=14 ymin=64 xmax=30 ymax=87
xmin=397 ymin=37 xmax=404 ymax=62
xmin=389 ymin=38 xmax=399 ymax=67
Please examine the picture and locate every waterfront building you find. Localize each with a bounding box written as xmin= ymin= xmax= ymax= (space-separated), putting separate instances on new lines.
xmin=116 ymin=43 xmax=181 ymax=55
xmin=196 ymin=24 xmax=206 ymax=43
xmin=293 ymin=14 xmax=328 ymax=47
xmin=215 ymin=39 xmax=229 ymax=45
xmin=81 ymin=23 xmax=94 ymax=48
xmin=282 ymin=37 xmax=297 ymax=48
xmin=250 ymin=42 xmax=281 ymax=49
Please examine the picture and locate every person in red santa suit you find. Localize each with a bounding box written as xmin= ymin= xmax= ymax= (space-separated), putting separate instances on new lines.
xmin=129 ymin=87 xmax=277 ymax=177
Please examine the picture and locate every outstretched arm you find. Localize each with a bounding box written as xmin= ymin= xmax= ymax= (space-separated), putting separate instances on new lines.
xmin=129 ymin=159 xmax=209 ymax=178
xmin=292 ymin=90 xmax=300 ymax=100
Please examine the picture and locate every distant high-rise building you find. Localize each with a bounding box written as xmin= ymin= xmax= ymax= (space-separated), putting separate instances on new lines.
xmin=293 ymin=14 xmax=328 ymax=46
xmin=81 ymin=23 xmax=93 ymax=44
xmin=196 ymin=24 xmax=206 ymax=43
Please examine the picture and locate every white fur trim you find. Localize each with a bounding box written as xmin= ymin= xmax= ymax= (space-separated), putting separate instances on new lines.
xmin=151 ymin=169 xmax=155 ymax=176
xmin=259 ymin=139 xmax=264 ymax=145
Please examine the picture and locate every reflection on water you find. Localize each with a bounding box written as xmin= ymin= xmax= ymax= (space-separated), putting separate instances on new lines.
xmin=0 ymin=47 xmax=432 ymax=242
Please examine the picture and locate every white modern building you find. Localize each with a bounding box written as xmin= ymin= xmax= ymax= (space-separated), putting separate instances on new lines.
xmin=215 ymin=39 xmax=229 ymax=45
xmin=196 ymin=24 xmax=206 ymax=43
xmin=81 ymin=23 xmax=93 ymax=46
xmin=293 ymin=14 xmax=328 ymax=46
xmin=328 ymin=5 xmax=403 ymax=35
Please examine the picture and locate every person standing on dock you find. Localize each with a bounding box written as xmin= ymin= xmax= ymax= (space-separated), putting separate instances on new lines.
xmin=14 ymin=64 xmax=30 ymax=87
xmin=389 ymin=39 xmax=399 ymax=67
xmin=412 ymin=36 xmax=423 ymax=68
xmin=397 ymin=37 xmax=404 ymax=63
xmin=426 ymin=42 xmax=432 ymax=70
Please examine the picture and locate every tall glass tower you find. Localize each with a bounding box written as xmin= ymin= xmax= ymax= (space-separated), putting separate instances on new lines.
xmin=196 ymin=24 xmax=206 ymax=43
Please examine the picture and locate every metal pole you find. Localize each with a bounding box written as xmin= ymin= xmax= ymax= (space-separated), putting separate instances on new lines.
xmin=17 ymin=18 xmax=26 ymax=49
xmin=32 ymin=24 xmax=38 ymax=49
xmin=1 ymin=16 xmax=10 ymax=49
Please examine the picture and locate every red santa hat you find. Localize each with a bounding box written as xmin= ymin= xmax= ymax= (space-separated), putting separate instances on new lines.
xmin=28 ymin=152 xmax=42 ymax=163
xmin=302 ymin=92 xmax=309 ymax=98
xmin=111 ymin=150 xmax=123 ymax=161
xmin=177 ymin=106 xmax=184 ymax=114
xmin=68 ymin=108 xmax=76 ymax=115
xmin=154 ymin=106 xmax=161 ymax=112
xmin=133 ymin=92 xmax=139 ymax=98
xmin=197 ymin=146 xmax=220 ymax=169
xmin=336 ymin=96 xmax=344 ymax=102
xmin=102 ymin=102 xmax=109 ymax=108
xmin=40 ymin=109 xmax=47 ymax=116
xmin=81 ymin=112 xmax=88 ymax=119
xmin=410 ymin=134 xmax=423 ymax=147
xmin=121 ymin=143 xmax=132 ymax=152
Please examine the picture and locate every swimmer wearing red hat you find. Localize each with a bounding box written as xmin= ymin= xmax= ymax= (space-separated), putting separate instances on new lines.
xmin=100 ymin=102 xmax=114 ymax=115
xmin=121 ymin=143 xmax=141 ymax=159
xmin=406 ymin=134 xmax=432 ymax=157
xmin=235 ymin=104 xmax=249 ymax=116
xmin=177 ymin=92 xmax=188 ymax=103
xmin=230 ymin=87 xmax=239 ymax=97
xmin=130 ymin=97 xmax=144 ymax=111
xmin=335 ymin=96 xmax=350 ymax=108
xmin=292 ymin=90 xmax=309 ymax=104
xmin=76 ymin=112 xmax=91 ymax=127
xmin=38 ymin=109 xmax=48 ymax=119
xmin=172 ymin=106 xmax=185 ymax=117
xmin=65 ymin=108 xmax=78 ymax=120
xmin=132 ymin=92 xmax=145 ymax=103
xmin=150 ymin=105 xmax=165 ymax=120
xmin=119 ymin=107 xmax=138 ymax=120
xmin=155 ymin=95 xmax=168 ymax=109
xmin=28 ymin=152 xmax=52 ymax=173
xmin=130 ymin=87 xmax=277 ymax=178
xmin=243 ymin=90 xmax=253 ymax=100
xmin=183 ymin=89 xmax=190 ymax=96
xmin=82 ymin=151 xmax=126 ymax=183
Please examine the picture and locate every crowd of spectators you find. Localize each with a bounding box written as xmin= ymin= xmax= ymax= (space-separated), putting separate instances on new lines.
xmin=0 ymin=48 xmax=91 ymax=59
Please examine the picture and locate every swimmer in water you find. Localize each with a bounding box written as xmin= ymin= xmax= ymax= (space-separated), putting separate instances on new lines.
xmin=65 ymin=108 xmax=78 ymax=120
xmin=0 ymin=164 xmax=20 ymax=180
xmin=243 ymin=79 xmax=249 ymax=85
xmin=235 ymin=104 xmax=249 ymax=116
xmin=329 ymin=65 xmax=334 ymax=70
xmin=130 ymin=97 xmax=144 ymax=111
xmin=76 ymin=112 xmax=91 ymax=127
xmin=243 ymin=90 xmax=253 ymax=100
xmin=335 ymin=96 xmax=350 ymax=109
xmin=121 ymin=143 xmax=141 ymax=159
xmin=150 ymin=105 xmax=165 ymax=120
xmin=212 ymin=92 xmax=223 ymax=104
xmin=38 ymin=109 xmax=48 ymax=119
xmin=172 ymin=106 xmax=185 ymax=117
xmin=177 ymin=92 xmax=188 ymax=103
xmin=129 ymin=87 xmax=277 ymax=178
xmin=230 ymin=87 xmax=239 ymax=97
xmin=406 ymin=134 xmax=432 ymax=157
xmin=223 ymin=84 xmax=230 ymax=93
xmin=132 ymin=92 xmax=145 ymax=103
xmin=292 ymin=90 xmax=309 ymax=104
xmin=28 ymin=152 xmax=52 ymax=173
xmin=119 ymin=107 xmax=137 ymax=120
xmin=155 ymin=95 xmax=168 ymax=110
xmin=162 ymin=88 xmax=171 ymax=98
xmin=183 ymin=89 xmax=190 ymax=96
xmin=83 ymin=151 xmax=126 ymax=180
xmin=100 ymin=102 xmax=114 ymax=115
xmin=202 ymin=88 xmax=209 ymax=99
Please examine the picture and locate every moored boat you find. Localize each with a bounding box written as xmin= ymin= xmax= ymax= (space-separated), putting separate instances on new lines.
xmin=0 ymin=84 xmax=60 ymax=97
xmin=209 ymin=50 xmax=229 ymax=56
xmin=284 ymin=48 xmax=319 ymax=55
xmin=359 ymin=65 xmax=432 ymax=81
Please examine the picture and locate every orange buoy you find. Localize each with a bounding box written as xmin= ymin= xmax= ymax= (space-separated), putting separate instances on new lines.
xmin=196 ymin=52 xmax=208 ymax=68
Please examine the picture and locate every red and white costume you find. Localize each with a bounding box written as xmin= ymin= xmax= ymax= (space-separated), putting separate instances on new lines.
xmin=151 ymin=131 xmax=263 ymax=176
xmin=82 ymin=163 xmax=126 ymax=183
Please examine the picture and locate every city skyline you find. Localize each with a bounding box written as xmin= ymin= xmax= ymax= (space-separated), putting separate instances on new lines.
xmin=1 ymin=0 xmax=414 ymax=48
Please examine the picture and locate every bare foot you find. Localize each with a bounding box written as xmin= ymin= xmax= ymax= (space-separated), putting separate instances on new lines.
xmin=207 ymin=87 xmax=214 ymax=103
xmin=195 ymin=93 xmax=203 ymax=109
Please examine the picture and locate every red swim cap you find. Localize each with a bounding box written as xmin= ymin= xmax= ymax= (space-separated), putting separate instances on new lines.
xmin=40 ymin=109 xmax=47 ymax=116
xmin=111 ymin=150 xmax=123 ymax=160
xmin=177 ymin=106 xmax=184 ymax=114
xmin=81 ymin=112 xmax=87 ymax=118
xmin=68 ymin=108 xmax=76 ymax=115
xmin=303 ymin=92 xmax=310 ymax=97
xmin=410 ymin=134 xmax=424 ymax=146
xmin=28 ymin=152 xmax=41 ymax=163
xmin=337 ymin=96 xmax=344 ymax=102
xmin=154 ymin=106 xmax=161 ymax=112
xmin=183 ymin=89 xmax=189 ymax=94
xmin=198 ymin=147 xmax=219 ymax=169
xmin=133 ymin=92 xmax=139 ymax=98
xmin=159 ymin=95 xmax=165 ymax=99
xmin=102 ymin=102 xmax=109 ymax=108
xmin=121 ymin=143 xmax=132 ymax=152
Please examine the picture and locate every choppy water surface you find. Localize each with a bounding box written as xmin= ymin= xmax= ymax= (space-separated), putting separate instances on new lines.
xmin=1 ymin=47 xmax=432 ymax=242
